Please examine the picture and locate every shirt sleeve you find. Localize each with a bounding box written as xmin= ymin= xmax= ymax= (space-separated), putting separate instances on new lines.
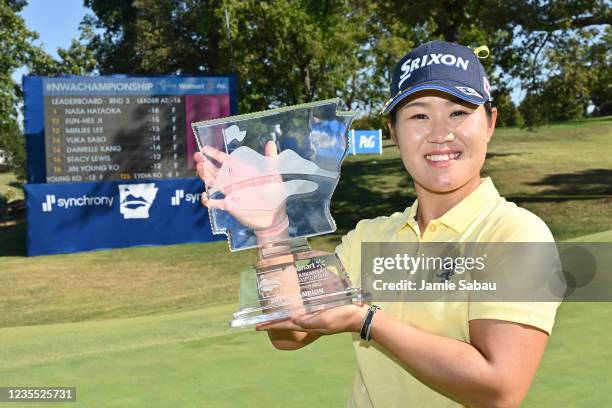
xmin=468 ymin=208 xmax=562 ymax=335
xmin=335 ymin=219 xmax=370 ymax=288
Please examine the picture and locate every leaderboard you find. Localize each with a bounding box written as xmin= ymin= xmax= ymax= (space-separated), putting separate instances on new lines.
xmin=40 ymin=77 xmax=232 ymax=183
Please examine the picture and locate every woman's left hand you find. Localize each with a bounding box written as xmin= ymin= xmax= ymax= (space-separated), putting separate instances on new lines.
xmin=255 ymin=303 xmax=369 ymax=335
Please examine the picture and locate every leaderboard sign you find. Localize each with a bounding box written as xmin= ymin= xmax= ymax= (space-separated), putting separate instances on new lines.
xmin=23 ymin=76 xmax=237 ymax=256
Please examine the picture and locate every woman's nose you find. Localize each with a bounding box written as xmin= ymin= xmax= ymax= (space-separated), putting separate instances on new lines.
xmin=426 ymin=121 xmax=455 ymax=143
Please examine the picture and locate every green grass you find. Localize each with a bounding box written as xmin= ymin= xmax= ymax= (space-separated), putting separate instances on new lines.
xmin=333 ymin=115 xmax=612 ymax=242
xmin=0 ymin=239 xmax=255 ymax=327
xmin=0 ymin=303 xmax=357 ymax=408
xmin=0 ymin=116 xmax=611 ymax=406
xmin=524 ymin=302 xmax=612 ymax=407
xmin=0 ymin=172 xmax=23 ymax=202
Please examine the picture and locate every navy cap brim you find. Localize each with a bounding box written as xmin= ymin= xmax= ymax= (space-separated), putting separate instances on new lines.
xmin=381 ymin=79 xmax=487 ymax=116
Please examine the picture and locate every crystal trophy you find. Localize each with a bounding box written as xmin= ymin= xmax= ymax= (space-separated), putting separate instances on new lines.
xmin=192 ymin=99 xmax=364 ymax=328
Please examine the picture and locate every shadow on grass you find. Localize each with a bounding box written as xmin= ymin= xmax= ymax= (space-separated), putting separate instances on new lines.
xmin=507 ymin=195 xmax=612 ymax=204
xmin=0 ymin=222 xmax=26 ymax=257
xmin=332 ymin=159 xmax=611 ymax=235
xmin=527 ymin=168 xmax=612 ymax=195
xmin=486 ymin=152 xmax=522 ymax=159
xmin=332 ymin=158 xmax=415 ymax=234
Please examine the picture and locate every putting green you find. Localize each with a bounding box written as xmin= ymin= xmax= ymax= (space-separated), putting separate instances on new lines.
xmin=0 ymin=303 xmax=357 ymax=407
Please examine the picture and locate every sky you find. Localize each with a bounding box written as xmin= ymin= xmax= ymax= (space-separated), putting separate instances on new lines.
xmin=11 ymin=0 xmax=88 ymax=84
xmin=20 ymin=0 xmax=89 ymax=59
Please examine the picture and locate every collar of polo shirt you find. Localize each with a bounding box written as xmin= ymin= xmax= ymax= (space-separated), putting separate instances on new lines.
xmin=398 ymin=177 xmax=500 ymax=235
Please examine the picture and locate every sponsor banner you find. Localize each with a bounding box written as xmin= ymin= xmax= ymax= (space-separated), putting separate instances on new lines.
xmin=349 ymin=130 xmax=382 ymax=155
xmin=25 ymin=178 xmax=222 ymax=256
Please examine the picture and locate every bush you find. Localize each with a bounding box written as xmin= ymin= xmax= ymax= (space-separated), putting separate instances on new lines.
xmin=491 ymin=89 xmax=523 ymax=128
xmin=0 ymin=129 xmax=27 ymax=182
xmin=0 ymin=193 xmax=8 ymax=221
xmin=352 ymin=113 xmax=390 ymax=139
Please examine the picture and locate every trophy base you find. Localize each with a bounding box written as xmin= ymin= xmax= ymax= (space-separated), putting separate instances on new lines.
xmin=230 ymin=238 xmax=366 ymax=328
xmin=230 ymin=287 xmax=364 ymax=328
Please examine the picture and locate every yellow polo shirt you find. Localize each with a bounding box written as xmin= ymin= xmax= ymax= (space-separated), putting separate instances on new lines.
xmin=335 ymin=176 xmax=560 ymax=408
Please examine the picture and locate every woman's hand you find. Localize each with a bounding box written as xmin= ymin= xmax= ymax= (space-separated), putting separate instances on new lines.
xmin=194 ymin=141 xmax=289 ymax=240
xmin=255 ymin=303 xmax=369 ymax=336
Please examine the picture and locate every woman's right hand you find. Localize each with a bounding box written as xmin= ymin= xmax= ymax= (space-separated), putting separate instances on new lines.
xmin=194 ymin=141 xmax=290 ymax=242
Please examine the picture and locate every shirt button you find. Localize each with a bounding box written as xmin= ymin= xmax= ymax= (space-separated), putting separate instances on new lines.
xmin=429 ymin=225 xmax=437 ymax=232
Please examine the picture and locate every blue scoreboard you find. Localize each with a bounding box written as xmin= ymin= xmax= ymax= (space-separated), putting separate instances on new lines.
xmin=23 ymin=75 xmax=237 ymax=256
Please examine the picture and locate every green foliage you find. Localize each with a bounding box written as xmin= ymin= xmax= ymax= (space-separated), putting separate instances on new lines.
xmin=0 ymin=1 xmax=39 ymax=181
xmin=0 ymin=124 xmax=26 ymax=180
xmin=351 ymin=114 xmax=389 ymax=138
xmin=588 ymin=26 xmax=612 ymax=116
xmin=518 ymin=27 xmax=609 ymax=128
xmin=518 ymin=92 xmax=548 ymax=129
xmin=0 ymin=1 xmax=97 ymax=181
xmin=84 ymin=1 xmax=610 ymax=120
xmin=366 ymin=0 xmax=610 ymax=126
xmin=84 ymin=0 xmax=369 ymax=113
xmin=491 ymin=88 xmax=523 ymax=128
xmin=0 ymin=192 xmax=7 ymax=220
xmin=2 ymin=0 xmax=610 ymax=148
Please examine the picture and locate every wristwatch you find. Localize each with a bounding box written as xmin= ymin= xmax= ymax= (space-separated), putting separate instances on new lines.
xmin=359 ymin=305 xmax=380 ymax=341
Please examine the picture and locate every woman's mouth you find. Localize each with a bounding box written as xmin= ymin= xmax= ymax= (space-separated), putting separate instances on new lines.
xmin=424 ymin=151 xmax=462 ymax=167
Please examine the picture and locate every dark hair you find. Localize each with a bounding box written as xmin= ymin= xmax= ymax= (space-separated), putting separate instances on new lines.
xmin=390 ymin=100 xmax=494 ymax=127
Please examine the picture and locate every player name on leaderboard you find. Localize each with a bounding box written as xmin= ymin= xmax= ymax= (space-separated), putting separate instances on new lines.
xmin=41 ymin=77 xmax=232 ymax=183
xmin=44 ymin=95 xmax=186 ymax=182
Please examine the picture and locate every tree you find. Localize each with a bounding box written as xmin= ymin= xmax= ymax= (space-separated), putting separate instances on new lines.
xmin=519 ymin=26 xmax=609 ymax=127
xmin=0 ymin=1 xmax=97 ymax=180
xmin=83 ymin=0 xmax=369 ymax=113
xmin=66 ymin=0 xmax=612 ymax=126
xmin=0 ymin=0 xmax=41 ymax=180
xmin=588 ymin=26 xmax=612 ymax=116
xmin=363 ymin=0 xmax=610 ymax=125
xmin=491 ymin=88 xmax=523 ymax=128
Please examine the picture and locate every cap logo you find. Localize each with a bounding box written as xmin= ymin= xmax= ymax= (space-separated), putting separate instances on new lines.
xmin=398 ymin=53 xmax=470 ymax=89
xmin=483 ymin=76 xmax=491 ymax=99
xmin=455 ymin=86 xmax=482 ymax=98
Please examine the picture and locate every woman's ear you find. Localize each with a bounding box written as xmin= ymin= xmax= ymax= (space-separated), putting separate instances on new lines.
xmin=486 ymin=107 xmax=498 ymax=143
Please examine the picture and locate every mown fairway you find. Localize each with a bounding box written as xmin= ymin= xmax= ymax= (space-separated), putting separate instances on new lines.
xmin=1 ymin=117 xmax=611 ymax=407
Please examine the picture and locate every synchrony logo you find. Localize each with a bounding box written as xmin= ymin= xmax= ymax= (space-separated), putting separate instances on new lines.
xmin=41 ymin=193 xmax=114 ymax=212
xmin=118 ymin=183 xmax=159 ymax=219
xmin=42 ymin=195 xmax=56 ymax=212
xmin=171 ymin=189 xmax=201 ymax=206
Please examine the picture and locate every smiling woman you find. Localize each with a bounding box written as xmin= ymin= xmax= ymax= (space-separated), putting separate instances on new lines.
xmin=389 ymin=91 xmax=496 ymax=207
xmin=194 ymin=40 xmax=561 ymax=408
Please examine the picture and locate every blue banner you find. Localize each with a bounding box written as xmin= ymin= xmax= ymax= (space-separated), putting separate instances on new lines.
xmin=349 ymin=129 xmax=383 ymax=155
xmin=25 ymin=178 xmax=222 ymax=256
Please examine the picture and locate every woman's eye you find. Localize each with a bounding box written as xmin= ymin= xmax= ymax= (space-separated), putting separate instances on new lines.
xmin=451 ymin=110 xmax=468 ymax=117
xmin=410 ymin=114 xmax=428 ymax=120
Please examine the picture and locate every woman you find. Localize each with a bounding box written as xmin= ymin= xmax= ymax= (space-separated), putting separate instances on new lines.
xmin=195 ymin=41 xmax=559 ymax=407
